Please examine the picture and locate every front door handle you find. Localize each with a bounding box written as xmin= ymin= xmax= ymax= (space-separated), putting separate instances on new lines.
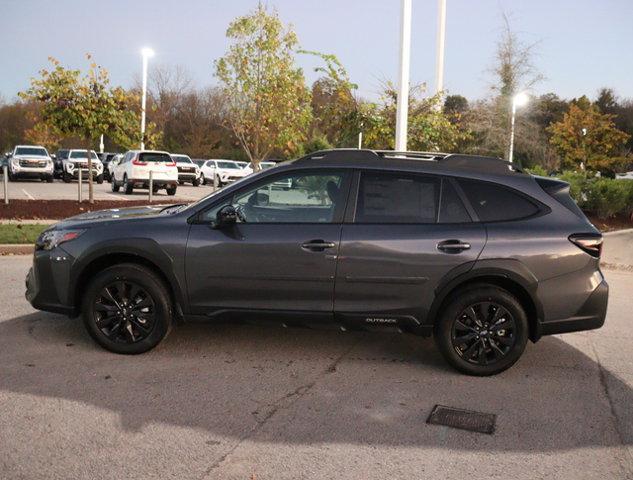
xmin=437 ymin=239 xmax=471 ymax=253
xmin=301 ymin=240 xmax=336 ymax=252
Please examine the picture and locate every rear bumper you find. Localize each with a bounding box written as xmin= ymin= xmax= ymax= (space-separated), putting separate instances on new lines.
xmin=539 ymin=279 xmax=608 ymax=336
xmin=130 ymin=178 xmax=178 ymax=189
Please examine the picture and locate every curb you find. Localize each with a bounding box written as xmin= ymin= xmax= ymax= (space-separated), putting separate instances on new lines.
xmin=603 ymin=228 xmax=633 ymax=237
xmin=0 ymin=244 xmax=33 ymax=256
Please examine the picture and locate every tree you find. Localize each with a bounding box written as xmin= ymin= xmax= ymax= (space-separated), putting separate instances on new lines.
xmin=302 ymin=50 xmax=359 ymax=147
xmin=548 ymin=96 xmax=630 ymax=175
xmin=20 ymin=56 xmax=159 ymax=202
xmin=214 ymin=4 xmax=312 ymax=169
xmin=359 ymin=83 xmax=469 ymax=152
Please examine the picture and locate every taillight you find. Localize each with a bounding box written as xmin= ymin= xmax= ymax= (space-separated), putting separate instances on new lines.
xmin=569 ymin=234 xmax=603 ymax=258
xmin=132 ymin=155 xmax=147 ymax=166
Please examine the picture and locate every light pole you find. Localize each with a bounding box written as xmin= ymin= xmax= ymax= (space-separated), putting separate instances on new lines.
xmin=434 ymin=0 xmax=447 ymax=99
xmin=395 ymin=0 xmax=412 ymax=152
xmin=508 ymin=91 xmax=529 ymax=164
xmin=140 ymin=47 xmax=155 ymax=150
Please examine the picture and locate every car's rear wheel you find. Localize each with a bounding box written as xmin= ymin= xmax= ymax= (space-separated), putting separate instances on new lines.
xmin=82 ymin=264 xmax=173 ymax=354
xmin=166 ymin=185 xmax=177 ymax=196
xmin=123 ymin=175 xmax=133 ymax=194
xmin=434 ymin=286 xmax=528 ymax=376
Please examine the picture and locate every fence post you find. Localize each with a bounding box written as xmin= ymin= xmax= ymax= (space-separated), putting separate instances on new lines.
xmin=3 ymin=165 xmax=8 ymax=205
xmin=213 ymin=171 xmax=218 ymax=191
xmin=78 ymin=168 xmax=83 ymax=203
xmin=148 ymin=170 xmax=153 ymax=203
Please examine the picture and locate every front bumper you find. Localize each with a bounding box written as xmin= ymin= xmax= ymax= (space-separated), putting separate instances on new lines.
xmin=26 ymin=248 xmax=76 ymax=316
xmin=539 ymin=279 xmax=608 ymax=336
xmin=10 ymin=165 xmax=53 ymax=177
xmin=178 ymin=172 xmax=197 ymax=181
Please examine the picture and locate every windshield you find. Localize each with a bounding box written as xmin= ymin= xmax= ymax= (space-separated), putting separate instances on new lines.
xmin=15 ymin=147 xmax=48 ymax=157
xmin=57 ymin=150 xmax=69 ymax=159
xmin=218 ymin=161 xmax=240 ymax=169
xmin=173 ymin=156 xmax=192 ymax=164
xmin=70 ymin=150 xmax=98 ymax=160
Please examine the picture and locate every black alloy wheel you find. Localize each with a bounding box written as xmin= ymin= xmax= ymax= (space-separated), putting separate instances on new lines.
xmin=451 ymin=302 xmax=516 ymax=366
xmin=93 ymin=280 xmax=156 ymax=344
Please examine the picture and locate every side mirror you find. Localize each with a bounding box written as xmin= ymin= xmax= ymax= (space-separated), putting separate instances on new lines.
xmin=215 ymin=205 xmax=238 ymax=228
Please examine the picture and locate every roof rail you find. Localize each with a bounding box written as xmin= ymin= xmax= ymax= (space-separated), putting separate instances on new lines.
xmin=296 ymin=149 xmax=523 ymax=175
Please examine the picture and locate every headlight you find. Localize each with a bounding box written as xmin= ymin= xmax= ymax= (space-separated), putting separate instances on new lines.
xmin=35 ymin=229 xmax=85 ymax=251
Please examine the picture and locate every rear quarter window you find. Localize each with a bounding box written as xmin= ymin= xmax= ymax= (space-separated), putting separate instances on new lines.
xmin=458 ymin=179 xmax=540 ymax=222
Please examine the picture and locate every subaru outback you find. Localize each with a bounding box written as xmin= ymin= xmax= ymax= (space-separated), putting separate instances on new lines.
xmin=26 ymin=149 xmax=608 ymax=375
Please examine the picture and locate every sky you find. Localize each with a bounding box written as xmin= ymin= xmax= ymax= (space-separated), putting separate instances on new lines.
xmin=1 ymin=0 xmax=632 ymax=103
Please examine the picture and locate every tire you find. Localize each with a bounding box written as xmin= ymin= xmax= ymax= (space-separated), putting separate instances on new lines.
xmin=96 ymin=174 xmax=104 ymax=184
xmin=123 ymin=175 xmax=133 ymax=194
xmin=81 ymin=263 xmax=173 ymax=354
xmin=8 ymin=171 xmax=16 ymax=181
xmin=200 ymin=173 xmax=206 ymax=185
xmin=63 ymin=172 xmax=72 ymax=183
xmin=434 ymin=285 xmax=529 ymax=376
xmin=215 ymin=175 xmax=222 ymax=188
xmin=111 ymin=177 xmax=120 ymax=192
xmin=166 ymin=185 xmax=177 ymax=196
xmin=45 ymin=175 xmax=54 ymax=183
xmin=192 ymin=178 xmax=200 ymax=187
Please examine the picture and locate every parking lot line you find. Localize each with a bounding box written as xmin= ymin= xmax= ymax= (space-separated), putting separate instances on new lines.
xmin=21 ymin=189 xmax=35 ymax=200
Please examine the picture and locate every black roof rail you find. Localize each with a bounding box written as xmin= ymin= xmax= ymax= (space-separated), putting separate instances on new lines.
xmin=295 ymin=148 xmax=524 ymax=175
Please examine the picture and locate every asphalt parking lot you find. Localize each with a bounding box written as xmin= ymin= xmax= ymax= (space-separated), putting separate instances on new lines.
xmin=0 ymin=257 xmax=631 ymax=480
xmin=0 ymin=178 xmax=211 ymax=202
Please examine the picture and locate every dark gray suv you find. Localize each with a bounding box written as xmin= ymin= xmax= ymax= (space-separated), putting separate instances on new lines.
xmin=26 ymin=150 xmax=608 ymax=375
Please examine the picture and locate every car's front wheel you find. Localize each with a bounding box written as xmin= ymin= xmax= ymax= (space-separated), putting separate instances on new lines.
xmin=434 ymin=285 xmax=528 ymax=376
xmin=123 ymin=175 xmax=133 ymax=194
xmin=82 ymin=264 xmax=173 ymax=354
xmin=111 ymin=176 xmax=120 ymax=192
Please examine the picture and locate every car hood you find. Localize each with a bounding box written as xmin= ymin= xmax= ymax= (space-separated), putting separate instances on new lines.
xmin=54 ymin=204 xmax=175 ymax=229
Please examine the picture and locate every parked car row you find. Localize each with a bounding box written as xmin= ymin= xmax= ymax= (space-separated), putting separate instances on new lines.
xmin=3 ymin=145 xmax=282 ymax=195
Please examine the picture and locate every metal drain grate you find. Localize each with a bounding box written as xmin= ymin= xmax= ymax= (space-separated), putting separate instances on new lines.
xmin=427 ymin=405 xmax=496 ymax=434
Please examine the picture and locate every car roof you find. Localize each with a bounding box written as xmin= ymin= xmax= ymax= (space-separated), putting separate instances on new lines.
xmin=127 ymin=150 xmax=171 ymax=155
xmin=16 ymin=145 xmax=47 ymax=149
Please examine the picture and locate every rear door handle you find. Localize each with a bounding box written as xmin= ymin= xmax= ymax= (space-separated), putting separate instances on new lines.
xmin=437 ymin=239 xmax=471 ymax=253
xmin=301 ymin=240 xmax=336 ymax=252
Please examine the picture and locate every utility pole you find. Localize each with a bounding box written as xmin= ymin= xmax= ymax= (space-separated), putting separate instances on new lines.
xmin=395 ymin=0 xmax=412 ymax=152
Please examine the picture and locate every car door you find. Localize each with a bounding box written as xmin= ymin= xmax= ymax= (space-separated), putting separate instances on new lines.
xmin=334 ymin=170 xmax=486 ymax=327
xmin=185 ymin=168 xmax=351 ymax=315
xmin=114 ymin=152 xmax=130 ymax=182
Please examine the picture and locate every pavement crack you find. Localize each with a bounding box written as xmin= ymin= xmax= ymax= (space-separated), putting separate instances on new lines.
xmin=199 ymin=340 xmax=358 ymax=479
xmin=588 ymin=336 xmax=633 ymax=475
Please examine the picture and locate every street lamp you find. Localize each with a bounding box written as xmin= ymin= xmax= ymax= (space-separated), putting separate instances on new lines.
xmin=395 ymin=0 xmax=412 ymax=151
xmin=508 ymin=91 xmax=529 ymax=164
xmin=140 ymin=47 xmax=155 ymax=150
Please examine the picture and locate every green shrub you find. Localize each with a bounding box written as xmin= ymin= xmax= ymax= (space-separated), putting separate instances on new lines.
xmin=558 ymin=170 xmax=590 ymax=207
xmin=585 ymin=179 xmax=629 ymax=219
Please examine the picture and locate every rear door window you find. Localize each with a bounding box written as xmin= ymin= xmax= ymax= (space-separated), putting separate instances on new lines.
xmin=439 ymin=179 xmax=471 ymax=223
xmin=458 ymin=179 xmax=539 ymax=222
xmin=355 ymin=171 xmax=439 ymax=223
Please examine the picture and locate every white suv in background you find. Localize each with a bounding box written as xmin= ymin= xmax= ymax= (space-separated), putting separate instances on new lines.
xmin=6 ymin=145 xmax=54 ymax=182
xmin=62 ymin=150 xmax=104 ymax=184
xmin=111 ymin=150 xmax=178 ymax=195
xmin=199 ymin=159 xmax=249 ymax=187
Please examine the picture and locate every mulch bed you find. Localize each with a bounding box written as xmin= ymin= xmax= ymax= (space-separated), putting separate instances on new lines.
xmin=0 ymin=199 xmax=187 ymax=220
xmin=586 ymin=213 xmax=633 ymax=232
